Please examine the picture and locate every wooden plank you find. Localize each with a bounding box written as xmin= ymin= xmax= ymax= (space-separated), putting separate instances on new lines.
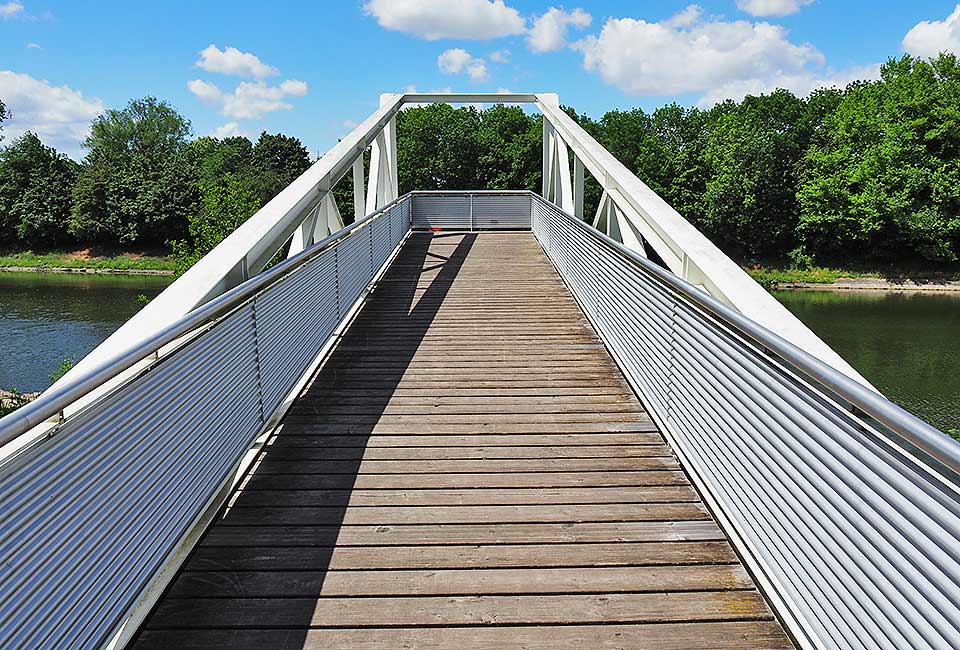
xmin=133 ymin=621 xmax=794 ymax=650
xmin=146 ymin=591 xmax=774 ymax=628
xmin=230 ymin=486 xmax=698 ymax=507
xmin=187 ymin=541 xmax=736 ymax=571
xmin=258 ymin=444 xmax=674 ymax=460
xmin=283 ymin=413 xmax=654 ymax=425
xmin=167 ymin=565 xmax=754 ymax=598
xmin=244 ymin=471 xmax=688 ymax=490
xmin=249 ymin=486 xmax=671 ymax=511
xmin=276 ymin=422 xmax=659 ymax=435
xmin=214 ymin=503 xmax=709 ymax=526
xmin=268 ymin=433 xmax=666 ymax=447
xmin=251 ymin=457 xmax=680 ymax=475
xmin=200 ymin=521 xmax=727 ymax=546
xmin=287 ymin=403 xmax=642 ymax=417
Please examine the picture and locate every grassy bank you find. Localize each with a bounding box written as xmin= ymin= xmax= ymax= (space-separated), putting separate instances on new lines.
xmin=746 ymin=265 xmax=960 ymax=289
xmin=0 ymin=250 xmax=176 ymax=273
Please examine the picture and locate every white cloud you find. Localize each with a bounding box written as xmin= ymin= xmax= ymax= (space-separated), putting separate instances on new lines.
xmin=528 ymin=7 xmax=591 ymax=53
xmin=187 ymin=79 xmax=221 ymax=104
xmin=195 ymin=44 xmax=278 ymax=79
xmin=210 ymin=122 xmax=249 ymax=139
xmin=489 ymin=49 xmax=510 ymax=63
xmin=188 ymin=78 xmax=309 ymax=119
xmin=573 ymin=6 xmax=826 ymax=102
xmin=25 ymin=42 xmax=40 ymax=49
xmin=902 ymin=5 xmax=960 ymax=59
xmin=736 ymin=0 xmax=813 ymax=17
xmin=437 ymin=48 xmax=490 ymax=82
xmin=697 ymin=63 xmax=882 ymax=107
xmin=0 ymin=70 xmax=104 ymax=158
xmin=363 ymin=0 xmax=525 ymax=40
xmin=0 ymin=2 xmax=23 ymax=18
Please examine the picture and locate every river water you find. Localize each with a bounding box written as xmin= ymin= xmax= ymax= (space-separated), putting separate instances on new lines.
xmin=774 ymin=289 xmax=960 ymax=434
xmin=0 ymin=272 xmax=172 ymax=393
xmin=0 ymin=272 xmax=956 ymax=434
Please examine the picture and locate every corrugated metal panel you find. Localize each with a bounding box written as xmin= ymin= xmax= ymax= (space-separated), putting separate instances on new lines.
xmin=531 ymin=194 xmax=960 ymax=650
xmin=0 ymin=305 xmax=262 ymax=649
xmin=472 ymin=193 xmax=531 ymax=229
xmin=412 ymin=194 xmax=470 ymax=229
xmin=0 ymin=198 xmax=412 ymax=650
xmin=411 ymin=193 xmax=532 ymax=230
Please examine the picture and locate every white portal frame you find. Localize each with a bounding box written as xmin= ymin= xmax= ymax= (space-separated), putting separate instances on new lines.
xmin=55 ymin=92 xmax=867 ymax=409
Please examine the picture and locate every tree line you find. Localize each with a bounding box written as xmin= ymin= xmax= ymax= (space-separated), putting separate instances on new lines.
xmin=1 ymin=53 xmax=959 ymax=269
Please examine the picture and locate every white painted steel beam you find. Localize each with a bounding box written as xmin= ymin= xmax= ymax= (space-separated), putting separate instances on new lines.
xmin=54 ymin=89 xmax=869 ymax=411
xmin=532 ymin=93 xmax=870 ymax=386
xmin=55 ymin=93 xmax=406 ymax=399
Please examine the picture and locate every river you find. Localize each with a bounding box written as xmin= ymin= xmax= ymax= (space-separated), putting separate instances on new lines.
xmin=0 ymin=273 xmax=956 ymax=434
xmin=0 ymin=272 xmax=172 ymax=393
xmin=774 ymin=289 xmax=960 ymax=434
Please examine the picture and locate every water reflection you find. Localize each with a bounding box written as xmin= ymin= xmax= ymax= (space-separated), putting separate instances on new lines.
xmin=774 ymin=289 xmax=960 ymax=434
xmin=0 ymin=272 xmax=172 ymax=392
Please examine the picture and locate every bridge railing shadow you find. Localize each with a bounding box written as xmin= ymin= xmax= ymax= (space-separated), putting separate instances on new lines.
xmin=132 ymin=231 xmax=477 ymax=648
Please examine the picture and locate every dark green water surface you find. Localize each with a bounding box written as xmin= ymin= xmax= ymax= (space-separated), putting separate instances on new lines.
xmin=0 ymin=272 xmax=172 ymax=393
xmin=774 ymin=289 xmax=960 ymax=433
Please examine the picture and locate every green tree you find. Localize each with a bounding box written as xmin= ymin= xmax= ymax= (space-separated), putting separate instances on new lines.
xmin=635 ymin=103 xmax=711 ymax=231
xmin=396 ymin=104 xmax=483 ymax=192
xmin=0 ymin=132 xmax=79 ymax=246
xmin=250 ymin=132 xmax=311 ymax=204
xmin=799 ymin=55 xmax=960 ymax=262
xmin=477 ymin=105 xmax=541 ymax=190
xmin=70 ymin=97 xmax=198 ymax=246
xmin=0 ymin=99 xmax=8 ymax=143
xmin=192 ymin=135 xmax=255 ymax=190
xmin=701 ymin=90 xmax=808 ymax=259
xmin=172 ymin=172 xmax=261 ymax=273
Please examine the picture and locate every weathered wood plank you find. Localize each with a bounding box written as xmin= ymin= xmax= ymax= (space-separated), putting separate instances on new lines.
xmin=133 ymin=621 xmax=793 ymax=650
xmin=214 ymin=503 xmax=709 ymax=526
xmin=251 ymin=457 xmax=681 ymax=474
xmin=258 ymin=444 xmax=673 ymax=460
xmin=167 ymin=565 xmax=754 ymax=598
xmin=200 ymin=520 xmax=727 ymax=547
xmin=268 ymin=433 xmax=665 ymax=447
xmin=146 ymin=591 xmax=774 ymax=628
xmin=187 ymin=541 xmax=736 ymax=571
xmin=230 ymin=486 xmax=697 ymax=507
xmin=243 ymin=471 xmax=688 ymax=490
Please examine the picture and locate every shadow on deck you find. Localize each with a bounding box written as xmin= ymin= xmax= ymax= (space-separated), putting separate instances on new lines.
xmin=130 ymin=232 xmax=792 ymax=649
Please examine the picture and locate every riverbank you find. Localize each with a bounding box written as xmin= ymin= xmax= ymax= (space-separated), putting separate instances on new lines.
xmin=0 ymin=266 xmax=173 ymax=276
xmin=0 ymin=389 xmax=39 ymax=418
xmin=747 ymin=265 xmax=960 ymax=291
xmin=0 ymin=250 xmax=176 ymax=275
xmin=776 ymin=278 xmax=960 ymax=292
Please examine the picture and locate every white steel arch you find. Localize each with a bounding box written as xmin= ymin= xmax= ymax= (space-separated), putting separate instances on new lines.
xmin=53 ymin=91 xmax=868 ymax=418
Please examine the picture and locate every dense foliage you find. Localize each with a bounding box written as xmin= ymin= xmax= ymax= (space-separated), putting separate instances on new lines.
xmin=2 ymin=54 xmax=960 ymax=270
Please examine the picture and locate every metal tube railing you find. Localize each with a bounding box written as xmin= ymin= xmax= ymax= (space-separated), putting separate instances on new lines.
xmin=530 ymin=193 xmax=960 ymax=650
xmin=0 ymin=194 xmax=412 ymax=448
xmin=0 ymin=195 xmax=411 ymax=650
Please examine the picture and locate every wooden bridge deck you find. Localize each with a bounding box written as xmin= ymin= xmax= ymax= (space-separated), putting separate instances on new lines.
xmin=132 ymin=232 xmax=793 ymax=649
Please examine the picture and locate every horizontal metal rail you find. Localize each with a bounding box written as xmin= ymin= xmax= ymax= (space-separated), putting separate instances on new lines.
xmin=0 ymin=196 xmax=412 ymax=649
xmin=531 ymin=194 xmax=960 ymax=650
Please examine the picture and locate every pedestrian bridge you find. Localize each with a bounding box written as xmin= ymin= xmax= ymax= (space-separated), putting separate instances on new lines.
xmin=1 ymin=94 xmax=959 ymax=650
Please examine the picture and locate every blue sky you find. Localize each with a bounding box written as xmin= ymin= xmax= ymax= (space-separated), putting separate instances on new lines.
xmin=2 ymin=0 xmax=959 ymax=159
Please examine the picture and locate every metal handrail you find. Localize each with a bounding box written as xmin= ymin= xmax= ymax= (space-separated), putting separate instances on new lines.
xmin=0 ymin=194 xmax=412 ymax=448
xmin=532 ymin=194 xmax=960 ymax=648
xmin=549 ymin=202 xmax=960 ymax=476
